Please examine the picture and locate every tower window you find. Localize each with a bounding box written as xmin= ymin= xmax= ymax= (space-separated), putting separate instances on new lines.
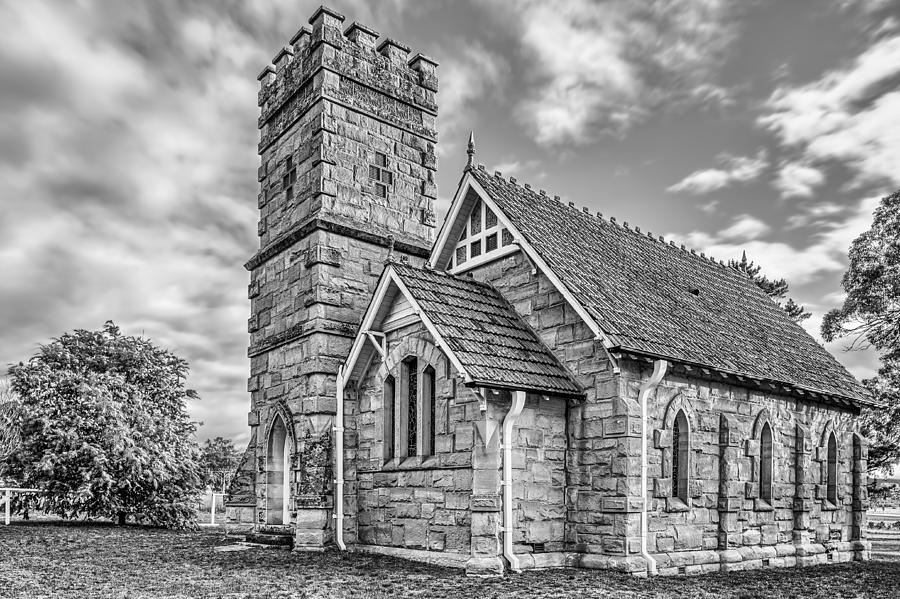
xmin=370 ymin=152 xmax=393 ymax=198
xmin=283 ymin=155 xmax=296 ymax=202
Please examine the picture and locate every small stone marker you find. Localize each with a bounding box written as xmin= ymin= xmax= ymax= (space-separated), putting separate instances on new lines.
xmin=214 ymin=544 xmax=251 ymax=552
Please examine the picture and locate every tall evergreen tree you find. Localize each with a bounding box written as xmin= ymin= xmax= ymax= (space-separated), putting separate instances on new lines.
xmin=730 ymin=251 xmax=811 ymax=322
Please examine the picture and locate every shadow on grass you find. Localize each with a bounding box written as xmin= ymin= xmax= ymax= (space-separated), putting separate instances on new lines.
xmin=2 ymin=523 xmax=900 ymax=598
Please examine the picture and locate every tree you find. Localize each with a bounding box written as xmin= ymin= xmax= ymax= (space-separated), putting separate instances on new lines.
xmin=730 ymin=252 xmax=811 ymax=322
xmin=0 ymin=376 xmax=22 ymax=464
xmin=860 ymin=363 xmax=900 ymax=474
xmin=2 ymin=321 xmax=202 ymax=528
xmin=821 ymin=190 xmax=900 ymax=358
xmin=821 ymin=189 xmax=900 ymax=474
xmin=199 ymin=437 xmax=242 ymax=492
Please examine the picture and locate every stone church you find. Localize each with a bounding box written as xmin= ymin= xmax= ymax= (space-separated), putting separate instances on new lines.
xmin=226 ymin=5 xmax=874 ymax=576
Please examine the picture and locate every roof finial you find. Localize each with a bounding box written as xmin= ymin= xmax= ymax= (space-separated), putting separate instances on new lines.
xmin=466 ymin=131 xmax=476 ymax=168
xmin=385 ymin=234 xmax=396 ymax=264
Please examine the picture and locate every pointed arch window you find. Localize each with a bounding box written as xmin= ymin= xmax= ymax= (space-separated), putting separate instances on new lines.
xmin=403 ymin=357 xmax=418 ymax=457
xmin=383 ymin=375 xmax=395 ymax=461
xmin=827 ymin=432 xmax=838 ymax=504
xmin=423 ymin=365 xmax=436 ymax=456
xmin=760 ymin=422 xmax=773 ymax=503
xmin=672 ymin=410 xmax=689 ymax=503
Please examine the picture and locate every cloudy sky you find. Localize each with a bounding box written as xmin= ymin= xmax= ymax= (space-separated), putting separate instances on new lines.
xmin=1 ymin=0 xmax=898 ymax=447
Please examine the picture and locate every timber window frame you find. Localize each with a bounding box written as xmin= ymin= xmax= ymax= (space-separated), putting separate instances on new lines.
xmin=385 ymin=356 xmax=439 ymax=463
xmin=448 ymin=198 xmax=516 ymax=271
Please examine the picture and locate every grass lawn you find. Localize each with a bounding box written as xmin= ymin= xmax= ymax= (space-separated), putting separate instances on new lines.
xmin=0 ymin=521 xmax=897 ymax=599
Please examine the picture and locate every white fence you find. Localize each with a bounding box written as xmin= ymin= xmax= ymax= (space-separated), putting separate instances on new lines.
xmin=1 ymin=487 xmax=41 ymax=525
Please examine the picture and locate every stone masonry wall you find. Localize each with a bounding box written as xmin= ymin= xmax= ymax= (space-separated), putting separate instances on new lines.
xmin=509 ymin=394 xmax=568 ymax=554
xmin=466 ymin=251 xmax=638 ymax=569
xmin=464 ymin=249 xmax=868 ymax=574
xmin=622 ymin=358 xmax=868 ymax=574
xmin=344 ymin=324 xmax=473 ymax=555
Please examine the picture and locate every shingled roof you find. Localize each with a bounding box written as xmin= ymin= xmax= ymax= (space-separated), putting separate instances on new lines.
xmin=462 ymin=166 xmax=872 ymax=407
xmin=389 ymin=263 xmax=582 ymax=398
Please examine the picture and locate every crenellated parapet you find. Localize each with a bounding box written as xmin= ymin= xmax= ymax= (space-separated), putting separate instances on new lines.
xmin=257 ymin=5 xmax=438 ymax=152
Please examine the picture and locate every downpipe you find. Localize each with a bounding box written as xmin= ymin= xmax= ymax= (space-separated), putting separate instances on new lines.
xmin=502 ymin=390 xmax=527 ymax=572
xmin=639 ymin=360 xmax=668 ymax=576
xmin=334 ymin=366 xmax=347 ymax=550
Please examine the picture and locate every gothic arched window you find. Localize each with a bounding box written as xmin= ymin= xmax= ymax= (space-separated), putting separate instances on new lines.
xmin=760 ymin=422 xmax=773 ymax=503
xmin=672 ymin=410 xmax=690 ymax=502
xmin=383 ymin=375 xmax=395 ymax=461
xmin=423 ymin=365 xmax=436 ymax=456
xmin=403 ymin=357 xmax=418 ymax=457
xmin=827 ymin=432 xmax=838 ymax=504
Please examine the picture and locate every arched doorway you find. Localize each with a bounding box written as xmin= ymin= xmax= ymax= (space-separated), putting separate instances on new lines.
xmin=266 ymin=415 xmax=291 ymax=525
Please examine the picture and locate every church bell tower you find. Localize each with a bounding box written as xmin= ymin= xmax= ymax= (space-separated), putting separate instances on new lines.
xmin=226 ymin=5 xmax=438 ymax=549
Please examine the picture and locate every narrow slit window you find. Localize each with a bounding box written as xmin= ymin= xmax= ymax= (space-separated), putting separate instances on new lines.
xmin=423 ymin=366 xmax=436 ymax=456
xmin=383 ymin=375 xmax=395 ymax=461
xmin=827 ymin=432 xmax=837 ymax=504
xmin=672 ymin=410 xmax=689 ymax=503
xmin=283 ymin=155 xmax=296 ymax=201
xmin=760 ymin=423 xmax=773 ymax=503
xmin=405 ymin=358 xmax=418 ymax=457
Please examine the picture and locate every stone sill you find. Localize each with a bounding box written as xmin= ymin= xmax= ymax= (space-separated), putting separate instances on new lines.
xmin=755 ymin=499 xmax=774 ymax=512
xmin=821 ymin=501 xmax=840 ymax=511
xmin=379 ymin=456 xmax=471 ymax=472
xmin=665 ymin=498 xmax=690 ymax=513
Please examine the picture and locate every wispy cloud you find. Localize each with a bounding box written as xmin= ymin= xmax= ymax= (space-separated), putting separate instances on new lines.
xmin=668 ymin=195 xmax=881 ymax=286
xmin=666 ymin=150 xmax=768 ymax=195
xmin=774 ymin=161 xmax=826 ymax=199
xmin=0 ymin=1 xmax=286 ymax=445
xmin=758 ymin=33 xmax=900 ymax=190
xmin=437 ymin=42 xmax=510 ymax=155
xmin=487 ymin=0 xmax=742 ymax=146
